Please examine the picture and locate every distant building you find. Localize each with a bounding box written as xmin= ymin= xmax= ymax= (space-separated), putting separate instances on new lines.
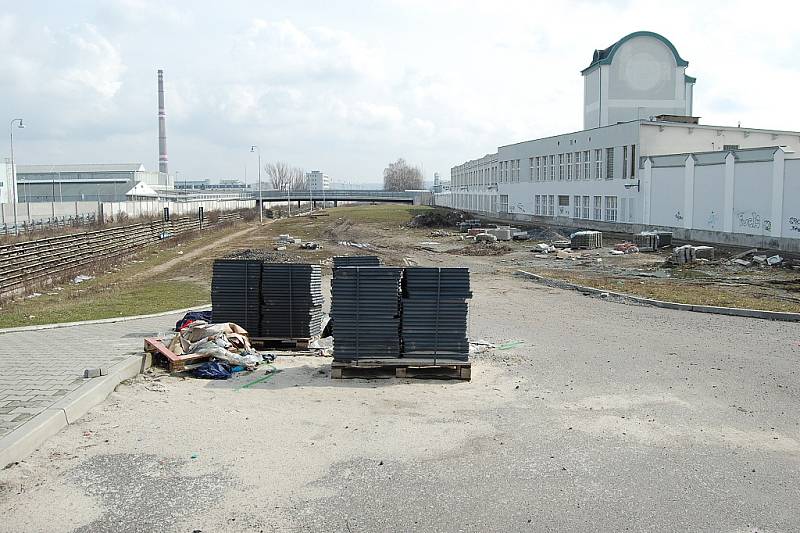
xmin=0 ymin=160 xmax=10 ymax=204
xmin=440 ymin=31 xmax=800 ymax=251
xmin=15 ymin=163 xmax=172 ymax=202
xmin=306 ymin=170 xmax=330 ymax=190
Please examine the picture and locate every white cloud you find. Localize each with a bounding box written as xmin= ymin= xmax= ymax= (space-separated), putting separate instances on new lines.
xmin=1 ymin=1 xmax=799 ymax=182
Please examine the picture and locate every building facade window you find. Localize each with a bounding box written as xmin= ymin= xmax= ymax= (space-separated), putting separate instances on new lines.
xmin=529 ymin=158 xmax=534 ymax=181
xmin=535 ymin=157 xmax=541 ymax=181
xmin=548 ymin=194 xmax=555 ymax=216
xmin=582 ymin=195 xmax=590 ymax=219
xmin=593 ymin=195 xmax=602 ymax=220
xmin=574 ymin=152 xmax=581 ymax=180
xmin=622 ymin=146 xmax=628 ymax=179
xmin=630 ymin=144 xmax=636 ymax=178
xmin=534 ymin=195 xmax=541 ymax=215
xmin=583 ymin=150 xmax=590 ymax=179
xmin=558 ymin=154 xmax=564 ymax=181
xmin=605 ymin=147 xmax=614 ymax=180
xmin=566 ymin=153 xmax=573 ymax=180
xmin=605 ymin=196 xmax=618 ymax=221
xmin=595 ymin=149 xmax=603 ymax=179
xmin=500 ymin=194 xmax=509 ymax=213
xmin=573 ymin=195 xmax=581 ymax=218
xmin=549 ymin=155 xmax=555 ymax=181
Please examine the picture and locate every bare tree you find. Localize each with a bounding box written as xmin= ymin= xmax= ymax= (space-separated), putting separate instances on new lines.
xmin=290 ymin=167 xmax=307 ymax=191
xmin=383 ymin=158 xmax=424 ymax=191
xmin=265 ymin=161 xmax=292 ymax=190
xmin=265 ymin=161 xmax=307 ymax=190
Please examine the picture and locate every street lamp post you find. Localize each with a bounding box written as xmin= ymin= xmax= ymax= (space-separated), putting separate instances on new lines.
xmin=250 ymin=145 xmax=262 ymax=223
xmin=9 ymin=118 xmax=25 ymax=236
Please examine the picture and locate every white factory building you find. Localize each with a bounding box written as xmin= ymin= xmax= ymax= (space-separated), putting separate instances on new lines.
xmin=306 ymin=170 xmax=331 ymax=190
xmin=437 ymin=31 xmax=800 ymax=251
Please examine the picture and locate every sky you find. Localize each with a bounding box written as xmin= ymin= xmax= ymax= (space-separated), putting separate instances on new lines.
xmin=1 ymin=0 xmax=799 ymax=185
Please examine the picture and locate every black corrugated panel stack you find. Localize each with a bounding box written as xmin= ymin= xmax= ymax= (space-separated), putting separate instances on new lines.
xmin=260 ymin=263 xmax=323 ymax=338
xmin=332 ymin=255 xmax=381 ymax=269
xmin=331 ymin=267 xmax=402 ymax=360
xmin=211 ymin=259 xmax=262 ymax=334
xmin=401 ymin=267 xmax=472 ymax=360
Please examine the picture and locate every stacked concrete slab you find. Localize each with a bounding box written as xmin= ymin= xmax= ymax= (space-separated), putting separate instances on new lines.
xmin=401 ymin=267 xmax=472 ymax=360
xmin=331 ymin=267 xmax=403 ymax=360
xmin=260 ymin=264 xmax=323 ymax=338
xmin=211 ymin=259 xmax=262 ymax=334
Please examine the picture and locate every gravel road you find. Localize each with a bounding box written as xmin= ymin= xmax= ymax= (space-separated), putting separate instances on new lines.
xmin=1 ymin=261 xmax=798 ymax=532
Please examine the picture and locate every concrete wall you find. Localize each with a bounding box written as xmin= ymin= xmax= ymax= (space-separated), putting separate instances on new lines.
xmin=0 ymin=198 xmax=255 ymax=226
xmin=437 ymin=146 xmax=800 ymax=251
xmin=639 ymin=122 xmax=800 ymax=156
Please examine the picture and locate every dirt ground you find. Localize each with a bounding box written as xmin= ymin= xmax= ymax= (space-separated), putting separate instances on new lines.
xmin=1 ymin=209 xmax=800 ymax=531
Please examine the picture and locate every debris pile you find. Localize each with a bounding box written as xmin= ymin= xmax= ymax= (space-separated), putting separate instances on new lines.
xmin=612 ymin=242 xmax=640 ymax=255
xmin=457 ymin=241 xmax=512 ymax=256
xmin=726 ymin=248 xmax=795 ymax=269
xmin=408 ymin=209 xmax=467 ymax=228
xmin=165 ymin=320 xmax=272 ymax=378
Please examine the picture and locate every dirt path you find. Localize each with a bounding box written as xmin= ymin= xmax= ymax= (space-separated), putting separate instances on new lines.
xmin=133 ymin=222 xmax=261 ymax=279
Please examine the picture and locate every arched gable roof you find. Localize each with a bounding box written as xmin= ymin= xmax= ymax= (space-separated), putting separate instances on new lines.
xmin=581 ymin=31 xmax=689 ymax=74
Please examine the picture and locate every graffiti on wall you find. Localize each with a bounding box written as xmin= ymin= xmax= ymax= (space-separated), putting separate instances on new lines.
xmin=737 ymin=211 xmax=771 ymax=232
xmin=706 ymin=211 xmax=718 ymax=228
xmin=674 ymin=210 xmax=683 ymax=221
xmin=789 ymin=216 xmax=800 ymax=232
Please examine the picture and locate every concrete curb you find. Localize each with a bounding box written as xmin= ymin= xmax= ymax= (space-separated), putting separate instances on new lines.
xmin=515 ymin=269 xmax=800 ymax=322
xmin=0 ymin=352 xmax=152 ymax=468
xmin=0 ymin=305 xmax=211 ymax=335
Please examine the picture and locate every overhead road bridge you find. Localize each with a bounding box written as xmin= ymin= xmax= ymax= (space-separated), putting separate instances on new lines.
xmin=247 ymin=189 xmax=431 ymax=206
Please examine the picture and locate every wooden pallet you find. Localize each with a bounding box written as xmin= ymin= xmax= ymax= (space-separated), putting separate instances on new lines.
xmin=144 ymin=337 xmax=210 ymax=373
xmin=331 ymin=358 xmax=471 ymax=380
xmin=250 ymin=336 xmax=317 ymax=351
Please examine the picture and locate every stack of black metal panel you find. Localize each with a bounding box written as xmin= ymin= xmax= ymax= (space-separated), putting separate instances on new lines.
xmin=211 ymin=259 xmax=262 ymax=334
xmin=332 ymin=255 xmax=381 ymax=269
xmin=401 ymin=267 xmax=472 ymax=360
xmin=331 ymin=267 xmax=402 ymax=360
xmin=260 ymin=263 xmax=323 ymax=338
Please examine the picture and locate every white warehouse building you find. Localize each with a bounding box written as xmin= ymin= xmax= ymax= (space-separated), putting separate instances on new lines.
xmin=306 ymin=170 xmax=331 ymax=190
xmin=437 ymin=31 xmax=800 ymax=251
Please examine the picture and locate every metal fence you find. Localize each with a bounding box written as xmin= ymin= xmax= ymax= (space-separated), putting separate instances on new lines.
xmin=1 ymin=214 xmax=98 ymax=236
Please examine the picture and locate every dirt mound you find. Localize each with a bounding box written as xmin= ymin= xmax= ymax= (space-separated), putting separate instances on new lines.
xmin=525 ymin=226 xmax=568 ymax=241
xmin=455 ymin=242 xmax=513 ymax=256
xmin=408 ymin=209 xmax=467 ymax=228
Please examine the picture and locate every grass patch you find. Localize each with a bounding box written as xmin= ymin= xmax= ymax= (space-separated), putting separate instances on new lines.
xmin=534 ymin=268 xmax=800 ymax=313
xmin=0 ymin=223 xmax=250 ymax=328
xmin=0 ymin=280 xmax=209 ymax=328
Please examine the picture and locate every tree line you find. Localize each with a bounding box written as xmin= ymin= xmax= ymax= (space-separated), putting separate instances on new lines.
xmin=260 ymin=157 xmax=424 ymax=191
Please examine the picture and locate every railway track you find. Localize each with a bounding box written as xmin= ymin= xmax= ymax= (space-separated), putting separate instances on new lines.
xmin=0 ymin=212 xmax=241 ymax=299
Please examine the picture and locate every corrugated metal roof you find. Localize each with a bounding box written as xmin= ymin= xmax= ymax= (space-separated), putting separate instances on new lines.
xmin=16 ymin=163 xmax=147 ymax=173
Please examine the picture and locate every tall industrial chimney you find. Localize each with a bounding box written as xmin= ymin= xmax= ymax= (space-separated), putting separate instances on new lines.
xmin=157 ymin=69 xmax=169 ymax=175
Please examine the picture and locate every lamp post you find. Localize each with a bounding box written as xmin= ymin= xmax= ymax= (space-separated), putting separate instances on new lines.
xmin=250 ymin=145 xmax=262 ymax=223
xmin=9 ymin=118 xmax=24 ymax=235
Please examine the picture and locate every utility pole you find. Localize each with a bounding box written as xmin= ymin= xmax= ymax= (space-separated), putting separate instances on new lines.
xmin=250 ymin=145 xmax=262 ymax=223
xmin=9 ymin=118 xmax=24 ymax=235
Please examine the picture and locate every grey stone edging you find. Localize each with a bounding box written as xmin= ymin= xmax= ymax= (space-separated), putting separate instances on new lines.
xmin=0 ymin=352 xmax=152 ymax=468
xmin=0 ymin=304 xmax=211 ymax=335
xmin=515 ymin=269 xmax=800 ymax=322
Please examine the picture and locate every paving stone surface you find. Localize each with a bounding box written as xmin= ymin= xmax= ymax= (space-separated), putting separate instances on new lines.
xmin=0 ymin=313 xmax=183 ymax=438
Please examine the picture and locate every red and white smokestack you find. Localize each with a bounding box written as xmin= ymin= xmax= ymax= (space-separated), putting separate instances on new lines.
xmin=157 ymin=69 xmax=168 ymax=175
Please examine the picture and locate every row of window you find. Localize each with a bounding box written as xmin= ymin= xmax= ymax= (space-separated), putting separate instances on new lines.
xmin=451 ymin=144 xmax=638 ymax=188
xmin=533 ymin=194 xmax=618 ymax=222
xmin=495 ymin=144 xmax=637 ymax=184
